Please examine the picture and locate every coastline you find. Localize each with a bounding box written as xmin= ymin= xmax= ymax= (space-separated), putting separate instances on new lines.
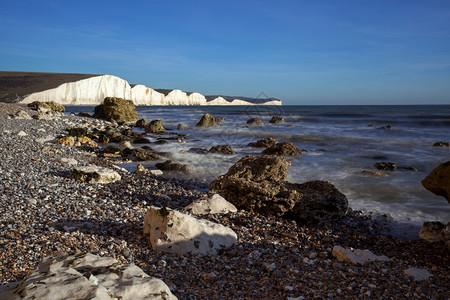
xmin=0 ymin=103 xmax=448 ymax=298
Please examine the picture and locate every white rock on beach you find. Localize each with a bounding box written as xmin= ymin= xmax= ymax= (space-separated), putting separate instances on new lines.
xmin=404 ymin=267 xmax=433 ymax=281
xmin=17 ymin=130 xmax=27 ymax=136
xmin=0 ymin=252 xmax=177 ymax=300
xmin=73 ymin=164 xmax=121 ymax=183
xmin=144 ymin=206 xmax=237 ymax=255
xmin=183 ymin=194 xmax=238 ymax=215
xmin=332 ymin=245 xmax=389 ymax=265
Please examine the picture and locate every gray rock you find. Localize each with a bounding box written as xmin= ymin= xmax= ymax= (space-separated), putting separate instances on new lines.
xmin=14 ymin=110 xmax=32 ymax=120
xmin=17 ymin=130 xmax=27 ymax=137
xmin=332 ymin=245 xmax=389 ymax=265
xmin=73 ymin=165 xmax=121 ymax=184
xmin=183 ymin=194 xmax=237 ymax=215
xmin=404 ymin=267 xmax=433 ymax=281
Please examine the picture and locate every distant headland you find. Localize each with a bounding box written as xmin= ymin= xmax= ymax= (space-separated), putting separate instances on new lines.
xmin=0 ymin=71 xmax=282 ymax=106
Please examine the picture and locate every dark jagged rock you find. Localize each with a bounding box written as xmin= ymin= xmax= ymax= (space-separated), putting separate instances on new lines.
xmin=133 ymin=137 xmax=151 ymax=144
xmin=177 ymin=123 xmax=188 ymax=130
xmin=262 ymin=142 xmax=302 ymax=156
xmin=209 ymin=145 xmax=235 ymax=155
xmin=248 ymin=137 xmax=279 ymax=148
xmin=133 ymin=147 xmax=161 ymax=161
xmin=196 ymin=113 xmax=216 ymax=127
xmin=210 ymin=155 xmax=348 ymax=221
xmin=215 ymin=117 xmax=230 ymax=123
xmin=98 ymin=134 xmax=110 ymax=144
xmin=145 ymin=120 xmax=165 ymax=133
xmin=188 ymin=148 xmax=209 ymax=155
xmin=433 ymin=142 xmax=450 ymax=147
xmin=374 ymin=162 xmax=397 ymax=171
xmin=422 ymin=161 xmax=450 ymax=203
xmin=269 ymin=116 xmax=285 ymax=124
xmin=93 ymin=97 xmax=138 ymax=123
xmin=136 ymin=118 xmax=149 ymax=128
xmin=155 ymin=160 xmax=194 ymax=174
xmin=246 ymin=117 xmax=264 ymax=126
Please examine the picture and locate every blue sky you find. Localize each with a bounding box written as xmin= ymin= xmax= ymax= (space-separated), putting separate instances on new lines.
xmin=1 ymin=0 xmax=449 ymax=104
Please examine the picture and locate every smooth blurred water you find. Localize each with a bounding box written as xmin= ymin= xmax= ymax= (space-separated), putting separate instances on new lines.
xmin=68 ymin=105 xmax=450 ymax=228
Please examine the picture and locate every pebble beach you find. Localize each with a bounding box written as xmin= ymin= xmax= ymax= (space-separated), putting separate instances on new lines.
xmin=0 ymin=103 xmax=448 ymax=299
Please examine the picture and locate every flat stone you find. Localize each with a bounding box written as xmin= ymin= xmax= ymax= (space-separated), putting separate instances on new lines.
xmin=73 ymin=165 xmax=121 ymax=184
xmin=332 ymin=245 xmax=389 ymax=265
xmin=404 ymin=267 xmax=433 ymax=281
xmin=17 ymin=131 xmax=27 ymax=137
xmin=183 ymin=194 xmax=238 ymax=215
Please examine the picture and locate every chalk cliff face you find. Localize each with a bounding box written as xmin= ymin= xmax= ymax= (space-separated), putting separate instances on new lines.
xmin=18 ymin=74 xmax=281 ymax=106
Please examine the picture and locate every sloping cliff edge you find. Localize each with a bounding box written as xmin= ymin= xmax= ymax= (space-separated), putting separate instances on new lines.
xmin=0 ymin=72 xmax=281 ymax=106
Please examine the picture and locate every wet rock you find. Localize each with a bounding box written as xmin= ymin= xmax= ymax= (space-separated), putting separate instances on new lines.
xmin=214 ymin=117 xmax=230 ymax=123
xmin=183 ymin=194 xmax=237 ymax=215
xmin=404 ymin=268 xmax=433 ymax=281
xmin=433 ymin=141 xmax=450 ymax=147
xmin=73 ymin=165 xmax=121 ymax=184
xmin=269 ymin=116 xmax=285 ymax=124
xmin=209 ymin=145 xmax=235 ymax=155
xmin=27 ymin=101 xmax=65 ymax=112
xmin=421 ymin=161 xmax=450 ymax=203
xmin=77 ymin=112 xmax=92 ymax=117
xmin=98 ymin=134 xmax=109 ymax=144
xmin=332 ymin=245 xmax=389 ymax=265
xmin=103 ymin=145 xmax=121 ymax=155
xmin=246 ymin=117 xmax=264 ymax=126
xmin=210 ymin=155 xmax=348 ymax=221
xmin=155 ymin=160 xmax=194 ymax=174
xmin=262 ymin=142 xmax=302 ymax=156
xmin=188 ymin=148 xmax=209 ymax=155
xmin=374 ymin=162 xmax=397 ymax=171
xmin=133 ymin=136 xmax=151 ymax=144
xmin=135 ymin=118 xmax=149 ymax=128
xmin=362 ymin=170 xmax=389 ymax=177
xmin=177 ymin=123 xmax=188 ymax=130
xmin=93 ymin=97 xmax=138 ymax=123
xmin=135 ymin=164 xmax=164 ymax=176
xmin=419 ymin=221 xmax=445 ymax=242
xmin=143 ymin=206 xmax=237 ymax=255
xmin=67 ymin=127 xmax=88 ymax=137
xmin=0 ymin=252 xmax=177 ymax=300
xmin=57 ymin=136 xmax=75 ymax=146
xmin=377 ymin=125 xmax=392 ymax=130
xmin=134 ymin=147 xmax=161 ymax=161
xmin=145 ymin=120 xmax=165 ymax=133
xmin=196 ymin=113 xmax=216 ymax=127
xmin=119 ymin=141 xmax=133 ymax=151
xmin=248 ymin=137 xmax=279 ymax=148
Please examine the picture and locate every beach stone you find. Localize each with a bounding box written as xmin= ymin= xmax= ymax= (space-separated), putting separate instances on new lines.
xmin=188 ymin=148 xmax=209 ymax=155
xmin=374 ymin=162 xmax=397 ymax=171
xmin=143 ymin=206 xmax=237 ymax=255
xmin=262 ymin=142 xmax=302 ymax=156
xmin=433 ymin=141 xmax=450 ymax=147
xmin=57 ymin=157 xmax=78 ymax=166
xmin=210 ymin=155 xmax=348 ymax=221
xmin=27 ymin=101 xmax=65 ymax=112
xmin=362 ymin=170 xmax=389 ymax=177
xmin=214 ymin=117 xmax=230 ymax=123
xmin=177 ymin=123 xmax=188 ymax=130
xmin=269 ymin=116 xmax=285 ymax=124
xmin=155 ymin=160 xmax=194 ymax=174
xmin=404 ymin=268 xmax=433 ymax=281
xmin=67 ymin=127 xmax=88 ymax=137
xmin=57 ymin=136 xmax=75 ymax=146
xmin=246 ymin=117 xmax=264 ymax=126
xmin=135 ymin=164 xmax=163 ymax=176
xmin=209 ymin=145 xmax=235 ymax=155
xmin=196 ymin=113 xmax=216 ymax=127
xmin=134 ymin=147 xmax=161 ymax=161
xmin=98 ymin=134 xmax=110 ymax=144
xmin=41 ymin=146 xmax=62 ymax=154
xmin=17 ymin=130 xmax=27 ymax=137
xmin=14 ymin=110 xmax=32 ymax=120
xmin=135 ymin=118 xmax=148 ymax=128
xmin=35 ymin=136 xmax=55 ymax=143
xmin=442 ymin=223 xmax=450 ymax=250
xmin=421 ymin=161 xmax=450 ymax=203
xmin=183 ymin=194 xmax=238 ymax=215
xmin=133 ymin=136 xmax=151 ymax=144
xmin=119 ymin=141 xmax=134 ymax=150
xmin=332 ymin=245 xmax=389 ymax=265
xmin=0 ymin=252 xmax=177 ymax=300
xmin=419 ymin=221 xmax=445 ymax=243
xmin=145 ymin=120 xmax=165 ymax=133
xmin=248 ymin=137 xmax=279 ymax=148
xmin=93 ymin=97 xmax=138 ymax=123
xmin=73 ymin=165 xmax=121 ymax=184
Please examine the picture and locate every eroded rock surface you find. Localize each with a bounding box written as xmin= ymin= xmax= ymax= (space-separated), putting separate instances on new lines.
xmin=421 ymin=161 xmax=450 ymax=203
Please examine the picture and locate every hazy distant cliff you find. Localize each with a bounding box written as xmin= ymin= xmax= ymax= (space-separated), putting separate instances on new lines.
xmin=0 ymin=71 xmax=282 ymax=106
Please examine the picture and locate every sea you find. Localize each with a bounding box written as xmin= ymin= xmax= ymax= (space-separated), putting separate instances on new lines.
xmin=68 ymin=105 xmax=450 ymax=236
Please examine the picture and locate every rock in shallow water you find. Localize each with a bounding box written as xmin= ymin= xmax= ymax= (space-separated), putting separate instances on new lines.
xmin=421 ymin=161 xmax=450 ymax=203
xmin=0 ymin=252 xmax=177 ymax=300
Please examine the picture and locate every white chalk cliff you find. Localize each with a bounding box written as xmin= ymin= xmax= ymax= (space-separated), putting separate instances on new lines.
xmin=19 ymin=74 xmax=281 ymax=106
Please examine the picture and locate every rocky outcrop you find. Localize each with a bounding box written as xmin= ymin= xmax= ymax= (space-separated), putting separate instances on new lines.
xmin=248 ymin=137 xmax=279 ymax=148
xmin=155 ymin=160 xmax=194 ymax=174
xmin=73 ymin=165 xmax=121 ymax=183
xmin=93 ymin=97 xmax=138 ymax=123
xmin=145 ymin=120 xmax=165 ymax=133
xmin=209 ymin=145 xmax=235 ymax=155
xmin=209 ymin=155 xmax=348 ymax=221
xmin=262 ymin=142 xmax=302 ymax=156
xmin=269 ymin=116 xmax=285 ymax=124
xmin=0 ymin=252 xmax=177 ymax=300
xmin=374 ymin=162 xmax=397 ymax=171
xmin=247 ymin=117 xmax=264 ymax=126
xmin=143 ymin=206 xmax=237 ymax=255
xmin=183 ymin=194 xmax=237 ymax=215
xmin=421 ymin=161 xmax=450 ymax=203
xmin=196 ymin=113 xmax=216 ymax=127
xmin=332 ymin=246 xmax=389 ymax=265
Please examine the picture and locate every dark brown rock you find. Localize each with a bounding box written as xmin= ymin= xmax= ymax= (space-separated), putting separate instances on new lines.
xmin=433 ymin=142 xmax=450 ymax=147
xmin=136 ymin=118 xmax=149 ymax=128
xmin=374 ymin=162 xmax=397 ymax=171
xmin=133 ymin=147 xmax=161 ymax=161
xmin=93 ymin=97 xmax=138 ymax=123
xmin=262 ymin=142 xmax=302 ymax=156
xmin=248 ymin=137 xmax=279 ymax=148
xmin=155 ymin=160 xmax=194 ymax=174
xmin=27 ymin=101 xmax=65 ymax=112
xmin=196 ymin=113 xmax=216 ymax=127
xmin=145 ymin=120 xmax=165 ymax=133
xmin=209 ymin=145 xmax=235 ymax=155
xmin=421 ymin=161 xmax=450 ymax=203
xmin=246 ymin=117 xmax=264 ymax=126
xmin=269 ymin=116 xmax=285 ymax=124
xmin=177 ymin=123 xmax=188 ymax=130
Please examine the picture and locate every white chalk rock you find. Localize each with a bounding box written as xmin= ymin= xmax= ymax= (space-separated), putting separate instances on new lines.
xmin=0 ymin=252 xmax=177 ymax=300
xmin=35 ymin=136 xmax=55 ymax=143
xmin=14 ymin=110 xmax=32 ymax=119
xmin=73 ymin=164 xmax=121 ymax=183
xmin=183 ymin=194 xmax=237 ymax=215
xmin=17 ymin=130 xmax=27 ymax=137
xmin=404 ymin=267 xmax=433 ymax=281
xmin=144 ymin=206 xmax=237 ymax=255
xmin=332 ymin=245 xmax=389 ymax=265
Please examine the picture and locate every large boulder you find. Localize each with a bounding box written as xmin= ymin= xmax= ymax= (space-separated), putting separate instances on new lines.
xmin=143 ymin=206 xmax=237 ymax=255
xmin=145 ymin=120 xmax=166 ymax=133
xmin=196 ymin=113 xmax=216 ymax=127
xmin=421 ymin=161 xmax=450 ymax=203
xmin=262 ymin=142 xmax=303 ymax=156
xmin=93 ymin=97 xmax=138 ymax=123
xmin=73 ymin=165 xmax=121 ymax=184
xmin=209 ymin=145 xmax=235 ymax=155
xmin=248 ymin=137 xmax=279 ymax=148
xmin=0 ymin=252 xmax=176 ymax=300
xmin=209 ymin=155 xmax=348 ymax=221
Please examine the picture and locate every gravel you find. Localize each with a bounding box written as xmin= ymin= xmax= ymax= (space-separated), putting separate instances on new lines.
xmin=0 ymin=103 xmax=448 ymax=299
